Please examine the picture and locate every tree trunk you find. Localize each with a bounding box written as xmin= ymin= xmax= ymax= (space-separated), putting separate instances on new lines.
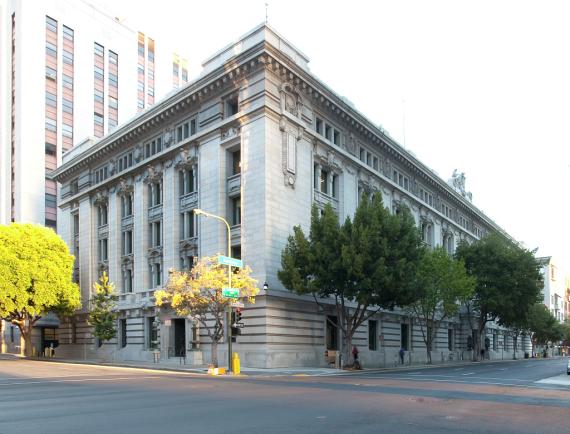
xmin=21 ymin=328 xmax=33 ymax=357
xmin=211 ymin=340 xmax=218 ymax=367
xmin=426 ymin=336 xmax=432 ymax=364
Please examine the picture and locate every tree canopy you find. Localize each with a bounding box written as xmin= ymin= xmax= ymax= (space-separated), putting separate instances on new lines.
xmin=279 ymin=193 xmax=423 ymax=364
xmin=88 ymin=272 xmax=119 ymax=343
xmin=155 ymin=255 xmax=259 ymax=366
xmin=408 ymin=247 xmax=475 ymax=363
xmin=527 ymin=303 xmax=563 ymax=346
xmin=455 ymin=233 xmax=543 ymax=359
xmin=0 ymin=223 xmax=80 ymax=355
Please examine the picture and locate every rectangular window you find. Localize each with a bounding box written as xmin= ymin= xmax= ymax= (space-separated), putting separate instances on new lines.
xmin=46 ymin=42 xmax=57 ymax=57
xmin=94 ymin=112 xmax=104 ymax=126
xmin=122 ymin=230 xmax=133 ymax=255
xmin=62 ymin=50 xmax=73 ymax=65
xmin=147 ymin=317 xmax=158 ymax=349
xmin=45 ymin=90 xmax=57 ymax=107
xmin=45 ymin=193 xmax=57 ymax=209
xmin=401 ymin=323 xmax=409 ymax=351
xmin=315 ymin=117 xmax=323 ymax=135
xmin=120 ymin=319 xmax=127 ymax=347
xmin=123 ymin=269 xmax=133 ymax=293
xmin=62 ymin=74 xmax=73 ymax=90
xmin=369 ymin=320 xmax=377 ymax=351
xmin=231 ymin=197 xmax=241 ymax=226
xmin=232 ymin=150 xmax=241 ymax=175
xmin=45 ymin=119 xmax=57 ymax=132
xmin=62 ymin=98 xmax=73 ymax=114
xmin=94 ymin=42 xmax=104 ymax=57
xmin=45 ymin=66 xmax=56 ymax=80
xmin=448 ymin=329 xmax=454 ymax=351
xmin=98 ymin=238 xmax=108 ymax=261
xmin=320 ymin=170 xmax=328 ymax=194
xmin=225 ymin=95 xmax=238 ymax=117
xmin=46 ymin=16 xmax=57 ymax=32
xmin=62 ymin=25 xmax=74 ymax=41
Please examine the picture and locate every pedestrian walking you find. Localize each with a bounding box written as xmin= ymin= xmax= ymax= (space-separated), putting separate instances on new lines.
xmin=352 ymin=346 xmax=360 ymax=369
xmin=399 ymin=346 xmax=405 ymax=365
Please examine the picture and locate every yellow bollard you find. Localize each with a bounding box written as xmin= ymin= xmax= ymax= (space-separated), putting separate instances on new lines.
xmin=232 ymin=352 xmax=240 ymax=375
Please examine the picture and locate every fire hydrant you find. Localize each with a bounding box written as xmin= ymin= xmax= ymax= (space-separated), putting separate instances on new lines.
xmin=232 ymin=352 xmax=241 ymax=375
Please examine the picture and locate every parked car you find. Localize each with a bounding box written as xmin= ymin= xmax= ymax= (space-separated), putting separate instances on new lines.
xmin=567 ymin=359 xmax=570 ymax=375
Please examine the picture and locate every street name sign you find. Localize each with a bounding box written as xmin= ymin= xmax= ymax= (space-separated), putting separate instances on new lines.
xmin=218 ymin=255 xmax=243 ymax=268
xmin=222 ymin=287 xmax=239 ymax=298
xmin=231 ymin=301 xmax=245 ymax=308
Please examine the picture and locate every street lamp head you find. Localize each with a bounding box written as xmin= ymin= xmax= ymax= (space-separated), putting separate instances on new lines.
xmin=263 ymin=282 xmax=269 ymax=291
xmin=194 ymin=208 xmax=204 ymax=215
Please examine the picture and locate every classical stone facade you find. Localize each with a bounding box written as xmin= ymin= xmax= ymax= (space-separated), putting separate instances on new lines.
xmin=52 ymin=24 xmax=530 ymax=367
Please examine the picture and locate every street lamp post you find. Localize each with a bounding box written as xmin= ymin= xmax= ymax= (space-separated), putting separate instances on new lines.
xmin=193 ymin=208 xmax=233 ymax=373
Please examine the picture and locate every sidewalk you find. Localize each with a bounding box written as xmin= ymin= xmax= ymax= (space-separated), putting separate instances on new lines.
xmin=22 ymin=354 xmax=558 ymax=377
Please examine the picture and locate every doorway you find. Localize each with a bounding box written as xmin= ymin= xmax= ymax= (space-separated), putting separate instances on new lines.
xmin=173 ymin=319 xmax=186 ymax=358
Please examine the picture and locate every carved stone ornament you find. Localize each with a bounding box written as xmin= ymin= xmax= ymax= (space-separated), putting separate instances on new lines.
xmin=142 ymin=164 xmax=163 ymax=184
xmin=315 ymin=149 xmax=341 ymax=173
xmin=174 ymin=146 xmax=198 ymax=170
xmin=107 ymin=159 xmax=116 ymax=176
xmin=382 ymin=158 xmax=392 ymax=178
xmin=222 ymin=126 xmax=240 ymax=140
xmin=449 ymin=169 xmax=473 ymax=202
xmin=346 ymin=133 xmax=357 ymax=156
xmin=133 ymin=144 xmax=143 ymax=163
xmin=280 ymin=82 xmax=304 ymax=118
xmin=147 ymin=247 xmax=163 ymax=263
xmin=116 ymin=178 xmax=134 ymax=197
xmin=98 ymin=261 xmax=109 ymax=274
xmin=163 ymin=129 xmax=174 ymax=147
xmin=281 ymin=121 xmax=299 ymax=188
xmin=93 ymin=190 xmax=108 ymax=206
xmin=358 ymin=179 xmax=374 ymax=195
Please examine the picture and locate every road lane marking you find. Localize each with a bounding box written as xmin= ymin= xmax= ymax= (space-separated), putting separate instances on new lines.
xmin=0 ymin=375 xmax=161 ymax=387
xmin=462 ymin=373 xmax=475 ymax=376
xmin=369 ymin=375 xmax=570 ymax=390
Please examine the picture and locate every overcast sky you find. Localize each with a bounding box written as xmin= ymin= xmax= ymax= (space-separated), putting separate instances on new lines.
xmin=90 ymin=0 xmax=570 ymax=269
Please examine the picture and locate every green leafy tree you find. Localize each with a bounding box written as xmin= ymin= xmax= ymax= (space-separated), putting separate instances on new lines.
xmin=155 ymin=256 xmax=259 ymax=367
xmin=456 ymin=233 xmax=543 ymax=360
xmin=527 ymin=303 xmax=563 ymax=348
xmin=88 ymin=272 xmax=119 ymax=343
xmin=408 ymin=247 xmax=476 ymax=364
xmin=0 ymin=223 xmax=81 ymax=356
xmin=279 ymin=194 xmax=423 ymax=365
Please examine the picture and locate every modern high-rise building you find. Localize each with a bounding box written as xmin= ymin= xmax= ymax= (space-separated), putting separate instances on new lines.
xmin=0 ymin=0 xmax=189 ymax=230
xmin=0 ymin=0 xmax=188 ymax=354
xmin=49 ymin=24 xmax=532 ymax=367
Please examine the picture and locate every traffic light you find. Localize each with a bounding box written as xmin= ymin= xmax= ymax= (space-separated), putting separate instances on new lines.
xmin=235 ymin=308 xmax=243 ymax=324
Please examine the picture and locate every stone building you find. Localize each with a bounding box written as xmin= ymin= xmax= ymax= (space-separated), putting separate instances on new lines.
xmin=51 ymin=24 xmax=530 ymax=367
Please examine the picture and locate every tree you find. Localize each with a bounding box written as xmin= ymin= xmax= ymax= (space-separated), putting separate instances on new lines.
xmin=407 ymin=247 xmax=475 ymax=364
xmin=155 ymin=255 xmax=259 ymax=367
xmin=88 ymin=272 xmax=119 ymax=344
xmin=279 ymin=193 xmax=424 ymax=366
xmin=0 ymin=223 xmax=81 ymax=356
xmin=527 ymin=304 xmax=563 ymax=348
xmin=456 ymin=233 xmax=543 ymax=360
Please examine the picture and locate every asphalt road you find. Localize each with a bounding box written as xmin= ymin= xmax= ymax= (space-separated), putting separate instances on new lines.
xmin=0 ymin=356 xmax=569 ymax=434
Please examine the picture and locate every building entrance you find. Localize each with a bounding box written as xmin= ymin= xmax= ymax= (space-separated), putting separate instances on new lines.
xmin=173 ymin=319 xmax=186 ymax=358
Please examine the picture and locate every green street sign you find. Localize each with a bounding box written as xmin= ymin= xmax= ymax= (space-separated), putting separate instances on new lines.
xmin=218 ymin=255 xmax=243 ymax=268
xmin=222 ymin=287 xmax=239 ymax=298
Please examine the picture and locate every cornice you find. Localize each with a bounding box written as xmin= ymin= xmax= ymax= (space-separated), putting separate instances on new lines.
xmin=260 ymin=47 xmax=512 ymax=241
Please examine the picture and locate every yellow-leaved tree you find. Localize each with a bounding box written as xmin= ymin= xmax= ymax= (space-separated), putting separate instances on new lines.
xmin=0 ymin=223 xmax=81 ymax=356
xmin=155 ymin=255 xmax=259 ymax=366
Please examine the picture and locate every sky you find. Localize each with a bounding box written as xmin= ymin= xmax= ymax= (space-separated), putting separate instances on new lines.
xmin=90 ymin=0 xmax=570 ymax=268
